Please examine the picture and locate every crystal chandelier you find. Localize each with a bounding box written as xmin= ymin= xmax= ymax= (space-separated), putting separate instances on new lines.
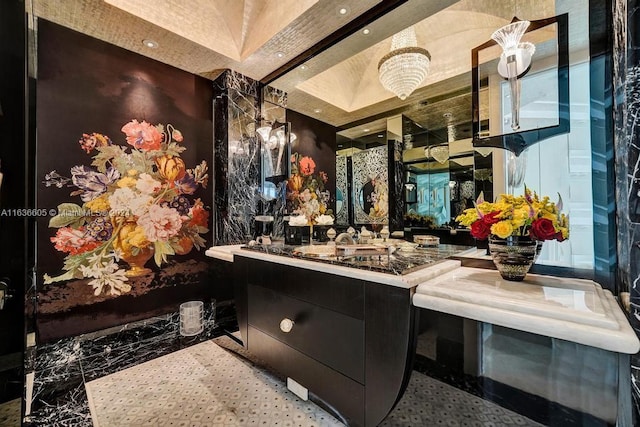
xmin=491 ymin=20 xmax=535 ymax=131
xmin=378 ymin=27 xmax=431 ymax=100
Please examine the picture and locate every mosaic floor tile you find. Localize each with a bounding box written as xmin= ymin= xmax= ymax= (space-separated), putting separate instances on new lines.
xmin=86 ymin=336 xmax=542 ymax=427
xmin=0 ymin=398 xmax=21 ymax=426
xmin=86 ymin=338 xmax=342 ymax=426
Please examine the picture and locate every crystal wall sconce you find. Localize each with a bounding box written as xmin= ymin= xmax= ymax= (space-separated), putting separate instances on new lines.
xmin=471 ymin=14 xmax=569 ymax=156
xmin=491 ymin=20 xmax=536 ymax=131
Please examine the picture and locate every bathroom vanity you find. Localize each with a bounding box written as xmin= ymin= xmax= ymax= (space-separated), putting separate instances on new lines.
xmin=207 ymin=243 xmax=469 ymax=426
xmin=206 ymin=244 xmax=640 ymax=426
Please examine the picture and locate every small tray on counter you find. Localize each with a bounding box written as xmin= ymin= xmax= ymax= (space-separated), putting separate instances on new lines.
xmin=336 ymin=244 xmax=391 ymax=257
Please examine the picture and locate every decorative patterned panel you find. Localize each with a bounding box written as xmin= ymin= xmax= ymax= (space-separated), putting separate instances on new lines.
xmin=351 ymin=146 xmax=388 ymax=224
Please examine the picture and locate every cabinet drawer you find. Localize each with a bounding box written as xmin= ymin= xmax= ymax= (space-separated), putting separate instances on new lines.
xmin=246 ymin=258 xmax=364 ymax=319
xmin=248 ymin=326 xmax=365 ymax=426
xmin=248 ymin=283 xmax=365 ymax=384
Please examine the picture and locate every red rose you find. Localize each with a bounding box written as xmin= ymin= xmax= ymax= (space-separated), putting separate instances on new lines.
xmin=529 ymin=218 xmax=557 ymax=241
xmin=470 ymin=219 xmax=491 ymax=240
xmin=482 ymin=211 xmax=501 ymax=225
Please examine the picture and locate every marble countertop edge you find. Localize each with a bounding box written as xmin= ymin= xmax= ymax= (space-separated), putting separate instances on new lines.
xmin=422 ymin=282 xmax=618 ymax=331
xmin=205 ymin=245 xmax=243 ymax=262
xmin=412 ymin=291 xmax=640 ymax=354
xmin=211 ymin=246 xmax=462 ymax=289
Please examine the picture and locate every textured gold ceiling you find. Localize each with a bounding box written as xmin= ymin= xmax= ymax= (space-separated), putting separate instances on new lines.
xmin=104 ymin=0 xmax=319 ymax=61
xmin=29 ymin=0 xmax=383 ymax=81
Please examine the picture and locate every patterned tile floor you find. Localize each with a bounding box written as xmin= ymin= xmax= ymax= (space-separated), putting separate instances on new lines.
xmin=0 ymin=398 xmax=21 ymax=426
xmin=86 ymin=336 xmax=542 ymax=427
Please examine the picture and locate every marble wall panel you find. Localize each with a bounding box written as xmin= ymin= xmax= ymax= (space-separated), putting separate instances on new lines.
xmin=390 ymin=139 xmax=405 ymax=231
xmin=262 ymin=85 xmax=287 ymax=108
xmin=614 ymin=0 xmax=640 ymax=420
xmin=213 ymin=70 xmax=261 ymax=245
xmin=336 ymin=155 xmax=349 ymax=225
xmin=24 ymin=302 xmax=233 ymax=426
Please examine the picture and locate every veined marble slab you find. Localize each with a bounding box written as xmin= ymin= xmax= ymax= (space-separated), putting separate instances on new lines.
xmin=205 ymin=244 xmax=243 ymax=262
xmin=413 ymin=267 xmax=640 ymax=354
xmin=205 ymin=245 xmax=462 ymax=289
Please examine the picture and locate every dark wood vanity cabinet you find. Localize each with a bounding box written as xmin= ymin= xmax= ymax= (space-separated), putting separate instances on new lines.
xmin=234 ymin=255 xmax=417 ymax=426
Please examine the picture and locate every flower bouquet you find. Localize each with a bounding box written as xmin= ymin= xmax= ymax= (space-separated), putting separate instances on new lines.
xmin=455 ymin=187 xmax=569 ymax=281
xmin=43 ymin=119 xmax=209 ymax=296
xmin=286 ymin=153 xmax=332 ymax=225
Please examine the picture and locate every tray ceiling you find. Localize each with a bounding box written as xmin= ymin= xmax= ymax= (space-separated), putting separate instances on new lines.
xmin=28 ymin=0 xmax=383 ymax=81
xmin=28 ymin=0 xmax=588 ymax=132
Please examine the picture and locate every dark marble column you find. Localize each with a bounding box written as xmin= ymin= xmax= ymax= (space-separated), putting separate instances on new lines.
xmin=613 ymin=0 xmax=640 ymax=421
xmin=388 ymin=138 xmax=404 ymax=232
xmin=260 ymin=86 xmax=288 ymax=238
xmin=213 ymin=71 xmax=261 ymax=245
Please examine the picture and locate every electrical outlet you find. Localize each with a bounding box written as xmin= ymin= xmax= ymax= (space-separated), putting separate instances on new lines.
xmin=287 ymin=377 xmax=308 ymax=401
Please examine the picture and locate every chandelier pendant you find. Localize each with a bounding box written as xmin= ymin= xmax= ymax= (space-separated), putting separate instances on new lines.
xmin=378 ymin=27 xmax=431 ymax=100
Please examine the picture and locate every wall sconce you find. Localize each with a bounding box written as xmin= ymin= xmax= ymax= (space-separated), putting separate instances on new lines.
xmin=491 ymin=20 xmax=536 ymax=131
xmin=471 ymin=14 xmax=569 ymax=156
xmin=256 ymin=122 xmax=294 ymax=181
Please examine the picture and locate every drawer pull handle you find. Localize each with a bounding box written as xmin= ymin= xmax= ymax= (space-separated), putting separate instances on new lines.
xmin=280 ymin=318 xmax=295 ymax=333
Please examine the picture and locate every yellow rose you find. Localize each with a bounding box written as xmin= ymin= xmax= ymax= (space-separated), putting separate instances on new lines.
xmin=541 ymin=212 xmax=556 ymax=222
xmin=491 ymin=220 xmax=514 ymax=239
xmin=511 ymin=207 xmax=529 ymax=228
xmin=127 ymin=169 xmax=138 ymax=177
xmin=155 ymin=155 xmax=186 ymax=181
xmin=117 ymin=177 xmax=137 ymax=188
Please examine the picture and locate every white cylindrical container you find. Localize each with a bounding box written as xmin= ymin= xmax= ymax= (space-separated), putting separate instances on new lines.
xmin=180 ymin=301 xmax=204 ymax=336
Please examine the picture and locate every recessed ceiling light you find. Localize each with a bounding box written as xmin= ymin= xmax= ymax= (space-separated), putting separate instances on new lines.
xmin=337 ymin=6 xmax=350 ymax=16
xmin=363 ymin=28 xmax=371 ymax=35
xmin=143 ymin=39 xmax=158 ymax=49
xmin=314 ymin=108 xmax=322 ymax=113
xmin=377 ymin=134 xmax=384 ymax=138
xmin=363 ymin=128 xmax=370 ymax=132
xmin=300 ymin=65 xmax=307 ymax=70
xmin=276 ymin=51 xmax=285 ymax=58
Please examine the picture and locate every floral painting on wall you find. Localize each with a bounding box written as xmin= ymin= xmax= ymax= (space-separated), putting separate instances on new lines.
xmin=286 ymin=152 xmax=332 ymax=223
xmin=43 ymin=120 xmax=209 ymax=295
xmin=285 ymin=110 xmax=337 ymax=226
xmin=35 ymin=20 xmax=218 ymax=341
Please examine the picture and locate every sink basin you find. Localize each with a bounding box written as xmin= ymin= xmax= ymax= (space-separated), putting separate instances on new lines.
xmin=293 ymin=245 xmax=337 ymax=257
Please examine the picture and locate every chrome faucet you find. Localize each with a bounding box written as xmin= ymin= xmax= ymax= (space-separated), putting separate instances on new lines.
xmin=335 ymin=233 xmax=355 ymax=245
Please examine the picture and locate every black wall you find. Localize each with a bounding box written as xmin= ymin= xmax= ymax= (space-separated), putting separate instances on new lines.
xmin=0 ymin=0 xmax=27 ymax=404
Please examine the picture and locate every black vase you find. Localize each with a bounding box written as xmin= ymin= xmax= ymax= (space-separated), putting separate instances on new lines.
xmin=488 ymin=236 xmax=543 ymax=281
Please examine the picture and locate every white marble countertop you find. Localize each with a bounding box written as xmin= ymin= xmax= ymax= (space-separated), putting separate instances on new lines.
xmin=205 ymin=245 xmax=462 ymax=289
xmin=413 ymin=267 xmax=640 ymax=354
xmin=205 ymin=245 xmax=243 ymax=262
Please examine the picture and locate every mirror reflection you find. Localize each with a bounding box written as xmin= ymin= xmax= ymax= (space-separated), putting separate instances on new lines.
xmin=271 ymin=0 xmax=592 ymax=270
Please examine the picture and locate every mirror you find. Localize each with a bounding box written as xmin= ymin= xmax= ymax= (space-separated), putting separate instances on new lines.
xmin=336 ymin=121 xmax=390 ymax=225
xmin=269 ymin=0 xmax=593 ymax=270
xmin=472 ymin=14 xmax=570 ymax=155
